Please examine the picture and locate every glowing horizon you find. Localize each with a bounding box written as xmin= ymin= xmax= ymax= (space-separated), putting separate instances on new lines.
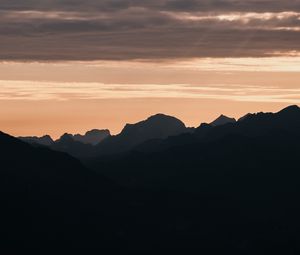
xmin=1 ymin=1 xmax=300 ymax=138
xmin=1 ymin=57 xmax=299 ymax=138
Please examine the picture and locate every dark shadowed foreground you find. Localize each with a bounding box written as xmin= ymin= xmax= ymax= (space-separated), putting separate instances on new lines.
xmin=3 ymin=105 xmax=300 ymax=254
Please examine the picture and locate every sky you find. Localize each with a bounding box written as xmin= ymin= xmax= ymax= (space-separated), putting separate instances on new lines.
xmin=1 ymin=0 xmax=300 ymax=138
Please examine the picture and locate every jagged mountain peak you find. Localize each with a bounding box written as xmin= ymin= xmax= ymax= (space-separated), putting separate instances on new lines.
xmin=84 ymin=129 xmax=110 ymax=136
xmin=19 ymin=134 xmax=54 ymax=146
xmin=210 ymin=114 xmax=236 ymax=127
xmin=121 ymin=113 xmax=186 ymax=135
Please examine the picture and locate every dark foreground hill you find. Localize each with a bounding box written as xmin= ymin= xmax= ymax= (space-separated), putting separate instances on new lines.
xmin=0 ymin=131 xmax=130 ymax=254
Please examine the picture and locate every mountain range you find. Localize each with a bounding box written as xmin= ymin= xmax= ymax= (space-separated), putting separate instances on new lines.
xmin=4 ymin=105 xmax=300 ymax=254
xmin=19 ymin=129 xmax=110 ymax=146
xmin=19 ymin=113 xmax=233 ymax=158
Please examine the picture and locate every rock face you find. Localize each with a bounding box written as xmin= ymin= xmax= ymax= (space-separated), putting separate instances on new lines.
xmin=210 ymin=115 xmax=236 ymax=127
xmin=19 ymin=135 xmax=54 ymax=146
xmin=73 ymin=129 xmax=110 ymax=145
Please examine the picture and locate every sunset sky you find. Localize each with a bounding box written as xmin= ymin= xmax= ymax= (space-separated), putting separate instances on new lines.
xmin=1 ymin=0 xmax=300 ymax=138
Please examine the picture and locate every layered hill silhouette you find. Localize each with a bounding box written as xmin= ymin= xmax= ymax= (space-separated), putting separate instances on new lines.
xmin=19 ymin=135 xmax=54 ymax=146
xmin=42 ymin=113 xmax=189 ymax=158
xmin=94 ymin=113 xmax=188 ymax=155
xmin=129 ymin=105 xmax=300 ymax=154
xmin=0 ymin=131 xmax=129 ymax=254
xmin=87 ymin=105 xmax=300 ymax=185
xmin=4 ymin=105 xmax=300 ymax=254
xmin=83 ymin=105 xmax=300 ymax=254
xmin=72 ymin=129 xmax=110 ymax=145
xmin=19 ymin=107 xmax=300 ymax=159
xmin=20 ymin=129 xmax=110 ymax=147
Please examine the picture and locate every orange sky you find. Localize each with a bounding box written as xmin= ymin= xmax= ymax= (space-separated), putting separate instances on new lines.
xmin=1 ymin=59 xmax=299 ymax=138
xmin=0 ymin=97 xmax=289 ymax=139
xmin=1 ymin=2 xmax=300 ymax=138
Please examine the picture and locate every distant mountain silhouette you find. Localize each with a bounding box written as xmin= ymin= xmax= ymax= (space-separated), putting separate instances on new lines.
xmin=121 ymin=113 xmax=186 ymax=139
xmin=19 ymin=106 xmax=300 ymax=160
xmin=19 ymin=135 xmax=54 ymax=146
xmin=30 ymin=114 xmax=188 ymax=158
xmin=23 ymin=130 xmax=110 ymax=158
xmin=210 ymin=114 xmax=236 ymax=126
xmin=50 ymin=133 xmax=95 ymax=158
xmin=131 ymin=105 xmax=300 ymax=154
xmin=71 ymin=129 xmax=110 ymax=145
xmin=194 ymin=105 xmax=300 ymax=142
xmin=84 ymin=105 xmax=300 ymax=254
xmin=94 ymin=113 xmax=188 ymax=156
xmin=21 ymin=130 xmax=110 ymax=155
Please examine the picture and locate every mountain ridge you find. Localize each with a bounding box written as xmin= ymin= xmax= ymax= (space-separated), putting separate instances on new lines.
xmin=17 ymin=105 xmax=300 ymax=159
xmin=210 ymin=114 xmax=236 ymax=126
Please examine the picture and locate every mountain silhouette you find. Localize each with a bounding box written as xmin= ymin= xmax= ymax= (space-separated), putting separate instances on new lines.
xmin=94 ymin=113 xmax=188 ymax=156
xmin=119 ymin=113 xmax=187 ymax=141
xmin=0 ymin=131 xmax=128 ymax=254
xmin=70 ymin=129 xmax=110 ymax=145
xmin=3 ymin=105 xmax=300 ymax=254
xmin=19 ymin=135 xmax=54 ymax=146
xmin=210 ymin=114 xmax=236 ymax=126
xmin=84 ymin=105 xmax=300 ymax=254
xmin=23 ymin=106 xmax=300 ymax=160
xmin=20 ymin=129 xmax=110 ymax=156
xmin=195 ymin=104 xmax=300 ymax=142
xmin=132 ymin=105 xmax=300 ymax=155
xmin=50 ymin=133 xmax=95 ymax=158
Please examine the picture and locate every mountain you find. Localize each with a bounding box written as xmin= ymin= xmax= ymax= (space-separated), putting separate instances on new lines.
xmin=120 ymin=114 xmax=186 ymax=140
xmin=20 ymin=130 xmax=110 ymax=157
xmin=19 ymin=135 xmax=54 ymax=146
xmin=50 ymin=133 xmax=95 ymax=158
xmin=85 ymin=105 xmax=300 ymax=254
xmin=0 ymin=131 xmax=126 ymax=254
xmin=32 ymin=114 xmax=187 ymax=158
xmin=48 ymin=106 xmax=300 ymax=159
xmin=94 ymin=113 xmax=188 ymax=156
xmin=195 ymin=105 xmax=300 ymax=142
xmin=132 ymin=105 xmax=300 ymax=155
xmin=72 ymin=129 xmax=111 ymax=145
xmin=210 ymin=114 xmax=236 ymax=126
xmin=46 ymin=129 xmax=110 ymax=158
xmin=238 ymin=113 xmax=252 ymax=122
xmin=4 ymin=105 xmax=300 ymax=254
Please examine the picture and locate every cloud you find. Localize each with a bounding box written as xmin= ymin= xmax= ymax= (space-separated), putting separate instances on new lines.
xmin=1 ymin=80 xmax=300 ymax=104
xmin=1 ymin=1 xmax=300 ymax=61
xmin=2 ymin=1 xmax=300 ymax=13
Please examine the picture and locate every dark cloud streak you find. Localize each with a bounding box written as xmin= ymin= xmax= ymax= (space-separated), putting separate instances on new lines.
xmin=0 ymin=0 xmax=300 ymax=61
xmin=1 ymin=0 xmax=300 ymax=13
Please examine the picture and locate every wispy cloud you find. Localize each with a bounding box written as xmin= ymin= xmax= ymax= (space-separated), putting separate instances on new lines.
xmin=1 ymin=80 xmax=300 ymax=103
